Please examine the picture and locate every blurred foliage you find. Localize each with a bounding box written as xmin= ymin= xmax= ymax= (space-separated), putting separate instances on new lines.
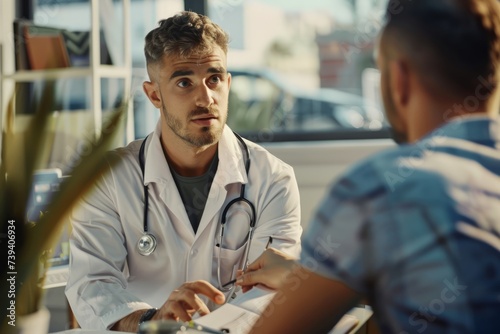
xmin=0 ymin=81 xmax=126 ymax=333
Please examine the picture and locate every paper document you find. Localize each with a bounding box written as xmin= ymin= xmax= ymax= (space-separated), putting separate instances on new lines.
xmin=328 ymin=314 xmax=359 ymax=334
xmin=196 ymin=288 xmax=272 ymax=334
xmin=196 ymin=287 xmax=359 ymax=334
xmin=230 ymin=286 xmax=276 ymax=314
xmin=196 ymin=303 xmax=259 ymax=334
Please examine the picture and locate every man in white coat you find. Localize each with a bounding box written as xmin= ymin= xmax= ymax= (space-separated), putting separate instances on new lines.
xmin=65 ymin=11 xmax=302 ymax=332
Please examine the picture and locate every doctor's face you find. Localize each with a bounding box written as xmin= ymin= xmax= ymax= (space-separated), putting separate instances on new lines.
xmin=152 ymin=46 xmax=231 ymax=148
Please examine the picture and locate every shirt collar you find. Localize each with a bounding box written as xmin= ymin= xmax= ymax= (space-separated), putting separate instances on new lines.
xmin=423 ymin=115 xmax=500 ymax=147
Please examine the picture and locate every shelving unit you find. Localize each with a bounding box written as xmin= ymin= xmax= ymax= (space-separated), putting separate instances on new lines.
xmin=0 ymin=0 xmax=134 ymax=149
xmin=0 ymin=0 xmax=15 ymax=152
xmin=1 ymin=3 xmax=134 ymax=330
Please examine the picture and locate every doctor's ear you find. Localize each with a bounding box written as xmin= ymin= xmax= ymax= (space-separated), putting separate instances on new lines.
xmin=143 ymin=81 xmax=162 ymax=109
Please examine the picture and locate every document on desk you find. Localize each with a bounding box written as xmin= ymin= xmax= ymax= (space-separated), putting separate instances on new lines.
xmin=195 ymin=287 xmax=359 ymax=334
xmin=195 ymin=288 xmax=270 ymax=334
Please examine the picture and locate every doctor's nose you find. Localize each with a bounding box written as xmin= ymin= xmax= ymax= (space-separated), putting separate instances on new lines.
xmin=195 ymin=84 xmax=214 ymax=108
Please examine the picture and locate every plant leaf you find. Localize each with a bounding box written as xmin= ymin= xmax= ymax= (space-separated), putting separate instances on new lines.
xmin=16 ymin=103 xmax=126 ymax=294
xmin=4 ymin=82 xmax=56 ymax=223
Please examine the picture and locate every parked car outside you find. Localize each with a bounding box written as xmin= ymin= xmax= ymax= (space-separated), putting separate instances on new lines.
xmin=227 ymin=67 xmax=386 ymax=135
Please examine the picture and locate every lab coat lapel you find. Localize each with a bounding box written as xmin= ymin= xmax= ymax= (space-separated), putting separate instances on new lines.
xmin=195 ymin=127 xmax=247 ymax=237
xmin=159 ymin=181 xmax=195 ymax=243
xmin=143 ymin=124 xmax=195 ymax=244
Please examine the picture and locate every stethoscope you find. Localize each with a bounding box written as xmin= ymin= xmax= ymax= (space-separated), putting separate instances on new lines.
xmin=136 ymin=132 xmax=256 ymax=290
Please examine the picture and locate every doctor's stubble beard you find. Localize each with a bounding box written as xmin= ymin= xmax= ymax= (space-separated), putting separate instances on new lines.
xmin=161 ymin=102 xmax=228 ymax=148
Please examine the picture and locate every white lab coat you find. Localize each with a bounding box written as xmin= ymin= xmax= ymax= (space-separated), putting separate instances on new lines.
xmin=65 ymin=122 xmax=302 ymax=330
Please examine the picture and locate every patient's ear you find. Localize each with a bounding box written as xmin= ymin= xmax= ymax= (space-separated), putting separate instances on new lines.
xmin=143 ymin=81 xmax=162 ymax=109
xmin=388 ymin=59 xmax=413 ymax=129
xmin=390 ymin=59 xmax=411 ymax=113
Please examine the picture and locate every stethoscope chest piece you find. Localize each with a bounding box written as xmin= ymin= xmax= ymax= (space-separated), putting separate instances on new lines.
xmin=137 ymin=233 xmax=157 ymax=256
xmin=136 ymin=132 xmax=253 ymax=260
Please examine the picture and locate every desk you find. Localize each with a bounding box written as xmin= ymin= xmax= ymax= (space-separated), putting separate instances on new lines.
xmin=50 ymin=306 xmax=373 ymax=334
xmin=51 ymin=331 xmax=133 ymax=334
xmin=44 ymin=265 xmax=73 ymax=332
xmin=45 ymin=267 xmax=372 ymax=334
xmin=45 ymin=265 xmax=69 ymax=289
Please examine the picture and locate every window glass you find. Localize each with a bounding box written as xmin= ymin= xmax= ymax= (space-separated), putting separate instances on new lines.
xmin=209 ymin=0 xmax=389 ymax=141
xmin=31 ymin=0 xmax=391 ymax=142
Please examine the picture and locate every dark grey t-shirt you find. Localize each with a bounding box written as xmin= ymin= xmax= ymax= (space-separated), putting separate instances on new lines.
xmin=170 ymin=151 xmax=219 ymax=234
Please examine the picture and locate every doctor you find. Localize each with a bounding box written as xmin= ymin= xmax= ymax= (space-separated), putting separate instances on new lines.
xmin=65 ymin=11 xmax=302 ymax=332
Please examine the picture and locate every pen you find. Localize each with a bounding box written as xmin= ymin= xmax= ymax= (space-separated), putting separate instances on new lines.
xmin=265 ymin=236 xmax=273 ymax=249
xmin=221 ymin=236 xmax=273 ymax=288
xmin=186 ymin=320 xmax=228 ymax=334
xmin=221 ymin=278 xmax=237 ymax=288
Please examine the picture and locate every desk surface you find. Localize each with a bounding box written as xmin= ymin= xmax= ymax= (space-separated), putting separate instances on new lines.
xmin=51 ymin=331 xmax=133 ymax=334
xmin=50 ymin=306 xmax=372 ymax=334
xmin=46 ymin=268 xmax=373 ymax=334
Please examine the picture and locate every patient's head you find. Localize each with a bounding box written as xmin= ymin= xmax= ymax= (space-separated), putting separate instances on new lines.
xmin=377 ymin=0 xmax=500 ymax=143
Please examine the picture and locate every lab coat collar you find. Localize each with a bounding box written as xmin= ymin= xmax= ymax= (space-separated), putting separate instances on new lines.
xmin=143 ymin=121 xmax=172 ymax=186
xmin=196 ymin=126 xmax=249 ymax=240
xmin=142 ymin=120 xmax=248 ymax=188
xmin=214 ymin=126 xmax=248 ymax=188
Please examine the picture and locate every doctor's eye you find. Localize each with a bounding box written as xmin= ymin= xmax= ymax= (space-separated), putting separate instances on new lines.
xmin=207 ymin=75 xmax=222 ymax=85
xmin=176 ymin=79 xmax=191 ymax=88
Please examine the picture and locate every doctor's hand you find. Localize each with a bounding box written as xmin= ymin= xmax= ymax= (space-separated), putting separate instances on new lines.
xmin=157 ymin=280 xmax=225 ymax=322
xmin=235 ymin=247 xmax=297 ymax=292
xmin=111 ymin=280 xmax=225 ymax=332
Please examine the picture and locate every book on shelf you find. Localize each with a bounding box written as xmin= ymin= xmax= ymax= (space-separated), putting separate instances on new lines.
xmin=62 ymin=30 xmax=113 ymax=67
xmin=13 ymin=20 xmax=113 ymax=71
xmin=24 ymin=24 xmax=71 ymax=70
xmin=13 ymin=19 xmax=31 ymax=71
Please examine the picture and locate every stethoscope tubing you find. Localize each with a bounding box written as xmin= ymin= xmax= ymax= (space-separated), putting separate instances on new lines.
xmin=137 ymin=132 xmax=256 ymax=291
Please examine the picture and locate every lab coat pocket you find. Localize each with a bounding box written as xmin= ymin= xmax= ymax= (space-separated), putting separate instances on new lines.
xmin=214 ymin=241 xmax=248 ymax=284
xmin=221 ymin=201 xmax=253 ymax=249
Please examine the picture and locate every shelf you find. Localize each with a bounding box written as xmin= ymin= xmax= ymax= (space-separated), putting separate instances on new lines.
xmin=1 ymin=0 xmax=134 ymax=145
xmin=3 ymin=65 xmax=131 ymax=82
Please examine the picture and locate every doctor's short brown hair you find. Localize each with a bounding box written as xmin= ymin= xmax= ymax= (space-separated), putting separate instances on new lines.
xmin=144 ymin=11 xmax=229 ymax=66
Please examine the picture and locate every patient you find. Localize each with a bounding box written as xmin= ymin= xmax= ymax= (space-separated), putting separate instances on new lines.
xmin=237 ymin=0 xmax=500 ymax=333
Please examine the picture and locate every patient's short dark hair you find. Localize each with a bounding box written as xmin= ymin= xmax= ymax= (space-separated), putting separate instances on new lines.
xmin=382 ymin=0 xmax=500 ymax=100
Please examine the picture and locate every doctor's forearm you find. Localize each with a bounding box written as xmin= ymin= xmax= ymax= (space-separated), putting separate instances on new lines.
xmin=111 ymin=310 xmax=147 ymax=332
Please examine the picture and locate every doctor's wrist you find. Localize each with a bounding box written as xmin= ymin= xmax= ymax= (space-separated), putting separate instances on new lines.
xmin=111 ymin=309 xmax=153 ymax=332
xmin=139 ymin=308 xmax=158 ymax=327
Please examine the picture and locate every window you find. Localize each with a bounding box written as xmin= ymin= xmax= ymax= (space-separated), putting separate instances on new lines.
xmin=28 ymin=0 xmax=391 ymax=142
xmin=209 ymin=0 xmax=390 ymax=142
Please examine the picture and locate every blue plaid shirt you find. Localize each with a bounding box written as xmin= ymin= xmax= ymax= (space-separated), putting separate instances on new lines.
xmin=301 ymin=117 xmax=500 ymax=334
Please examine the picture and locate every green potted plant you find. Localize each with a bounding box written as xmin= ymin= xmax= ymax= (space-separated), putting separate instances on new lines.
xmin=0 ymin=81 xmax=126 ymax=334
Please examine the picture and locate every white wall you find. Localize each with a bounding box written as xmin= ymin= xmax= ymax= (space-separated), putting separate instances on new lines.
xmin=0 ymin=0 xmax=15 ymax=152
xmin=263 ymin=139 xmax=394 ymax=230
xmin=0 ymin=0 xmax=15 ymax=73
xmin=0 ymin=0 xmax=15 ymax=60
